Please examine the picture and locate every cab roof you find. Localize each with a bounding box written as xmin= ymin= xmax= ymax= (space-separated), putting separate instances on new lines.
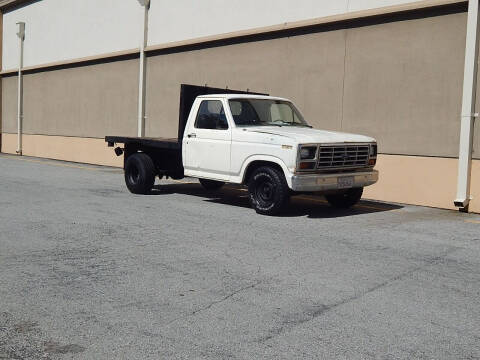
xmin=197 ymin=94 xmax=290 ymax=102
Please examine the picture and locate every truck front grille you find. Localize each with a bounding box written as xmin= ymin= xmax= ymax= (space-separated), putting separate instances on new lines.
xmin=317 ymin=145 xmax=370 ymax=169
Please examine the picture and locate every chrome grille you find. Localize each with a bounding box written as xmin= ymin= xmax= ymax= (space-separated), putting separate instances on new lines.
xmin=317 ymin=145 xmax=370 ymax=169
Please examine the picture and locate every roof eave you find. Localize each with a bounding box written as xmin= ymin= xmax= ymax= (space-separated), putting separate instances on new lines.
xmin=0 ymin=0 xmax=33 ymax=12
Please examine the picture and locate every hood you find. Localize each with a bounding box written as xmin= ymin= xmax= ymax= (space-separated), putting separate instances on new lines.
xmin=243 ymin=126 xmax=376 ymax=144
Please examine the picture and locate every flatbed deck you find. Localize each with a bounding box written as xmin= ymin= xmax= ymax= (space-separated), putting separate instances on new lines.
xmin=105 ymin=136 xmax=181 ymax=150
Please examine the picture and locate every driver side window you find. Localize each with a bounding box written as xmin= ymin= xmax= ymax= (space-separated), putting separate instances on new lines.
xmin=195 ymin=100 xmax=229 ymax=130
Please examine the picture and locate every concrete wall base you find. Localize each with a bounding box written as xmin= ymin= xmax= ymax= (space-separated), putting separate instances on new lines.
xmin=0 ymin=133 xmax=122 ymax=167
xmin=364 ymin=154 xmax=479 ymax=213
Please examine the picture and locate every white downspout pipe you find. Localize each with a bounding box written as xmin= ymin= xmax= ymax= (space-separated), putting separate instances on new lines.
xmin=455 ymin=0 xmax=479 ymax=212
xmin=137 ymin=0 xmax=150 ymax=137
xmin=16 ymin=22 xmax=25 ymax=155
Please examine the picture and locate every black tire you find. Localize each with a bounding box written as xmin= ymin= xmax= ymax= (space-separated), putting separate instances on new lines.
xmin=199 ymin=179 xmax=225 ymax=191
xmin=325 ymin=187 xmax=363 ymax=209
xmin=248 ymin=166 xmax=289 ymax=216
xmin=124 ymin=153 xmax=156 ymax=194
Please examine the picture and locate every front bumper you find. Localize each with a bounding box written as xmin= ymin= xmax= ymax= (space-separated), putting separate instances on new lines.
xmin=290 ymin=170 xmax=379 ymax=192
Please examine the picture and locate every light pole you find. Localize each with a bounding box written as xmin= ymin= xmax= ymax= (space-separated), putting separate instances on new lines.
xmin=137 ymin=0 xmax=150 ymax=137
xmin=16 ymin=21 xmax=25 ymax=155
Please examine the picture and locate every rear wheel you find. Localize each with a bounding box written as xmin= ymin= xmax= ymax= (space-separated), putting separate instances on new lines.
xmin=199 ymin=179 xmax=225 ymax=191
xmin=248 ymin=166 xmax=289 ymax=216
xmin=125 ymin=153 xmax=156 ymax=194
xmin=325 ymin=187 xmax=363 ymax=209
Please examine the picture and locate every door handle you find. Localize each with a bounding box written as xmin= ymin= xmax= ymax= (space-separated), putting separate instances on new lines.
xmin=187 ymin=133 xmax=196 ymax=138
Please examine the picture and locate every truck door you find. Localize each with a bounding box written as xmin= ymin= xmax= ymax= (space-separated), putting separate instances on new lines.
xmin=184 ymin=100 xmax=232 ymax=180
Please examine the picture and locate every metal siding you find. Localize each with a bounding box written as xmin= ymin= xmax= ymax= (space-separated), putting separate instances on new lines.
xmin=147 ymin=0 xmax=464 ymax=47
xmin=2 ymin=0 xmax=142 ymax=71
xmin=1 ymin=0 xmax=466 ymax=71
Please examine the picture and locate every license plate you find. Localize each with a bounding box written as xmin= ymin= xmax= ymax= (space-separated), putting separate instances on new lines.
xmin=338 ymin=176 xmax=354 ymax=189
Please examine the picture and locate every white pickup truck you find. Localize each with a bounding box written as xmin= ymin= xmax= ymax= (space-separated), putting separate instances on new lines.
xmin=106 ymin=85 xmax=378 ymax=215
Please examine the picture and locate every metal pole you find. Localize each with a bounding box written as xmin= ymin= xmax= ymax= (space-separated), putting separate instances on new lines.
xmin=16 ymin=22 xmax=25 ymax=155
xmin=137 ymin=0 xmax=150 ymax=137
xmin=454 ymin=0 xmax=479 ymax=212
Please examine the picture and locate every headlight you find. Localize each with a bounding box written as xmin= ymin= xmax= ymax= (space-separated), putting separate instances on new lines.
xmin=300 ymin=146 xmax=317 ymax=160
xmin=369 ymin=144 xmax=377 ymax=157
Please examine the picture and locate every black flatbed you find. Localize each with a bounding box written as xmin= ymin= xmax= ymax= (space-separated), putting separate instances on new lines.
xmin=105 ymin=136 xmax=181 ymax=150
xmin=106 ymin=84 xmax=266 ymax=154
xmin=105 ymin=84 xmax=267 ymax=175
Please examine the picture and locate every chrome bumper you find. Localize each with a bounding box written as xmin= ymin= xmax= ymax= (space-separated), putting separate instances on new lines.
xmin=290 ymin=170 xmax=379 ymax=192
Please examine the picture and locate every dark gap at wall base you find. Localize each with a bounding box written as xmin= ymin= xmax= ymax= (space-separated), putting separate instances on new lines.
xmin=1 ymin=0 xmax=41 ymax=14
xmin=1 ymin=52 xmax=140 ymax=77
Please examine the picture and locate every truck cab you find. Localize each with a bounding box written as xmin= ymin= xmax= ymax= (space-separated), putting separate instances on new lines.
xmin=180 ymin=94 xmax=378 ymax=214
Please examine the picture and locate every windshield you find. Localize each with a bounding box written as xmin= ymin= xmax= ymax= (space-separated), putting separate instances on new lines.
xmin=228 ymin=99 xmax=311 ymax=127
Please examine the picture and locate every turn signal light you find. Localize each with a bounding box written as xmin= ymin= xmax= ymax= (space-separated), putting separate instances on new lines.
xmin=369 ymin=159 xmax=376 ymax=166
xmin=299 ymin=162 xmax=315 ymax=170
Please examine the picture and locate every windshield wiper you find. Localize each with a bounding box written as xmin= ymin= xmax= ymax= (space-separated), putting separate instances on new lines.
xmin=257 ymin=122 xmax=282 ymax=127
xmin=273 ymin=122 xmax=312 ymax=128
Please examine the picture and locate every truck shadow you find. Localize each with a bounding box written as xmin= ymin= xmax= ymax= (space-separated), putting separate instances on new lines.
xmin=151 ymin=183 xmax=403 ymax=218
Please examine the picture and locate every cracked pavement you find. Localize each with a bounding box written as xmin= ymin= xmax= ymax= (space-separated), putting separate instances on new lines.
xmin=0 ymin=154 xmax=480 ymax=359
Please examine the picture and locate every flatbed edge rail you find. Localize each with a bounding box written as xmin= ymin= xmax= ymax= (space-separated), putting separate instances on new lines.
xmin=105 ymin=136 xmax=181 ymax=150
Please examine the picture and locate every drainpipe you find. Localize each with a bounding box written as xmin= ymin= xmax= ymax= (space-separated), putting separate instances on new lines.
xmin=137 ymin=0 xmax=150 ymax=137
xmin=455 ymin=0 xmax=479 ymax=212
xmin=16 ymin=22 xmax=25 ymax=155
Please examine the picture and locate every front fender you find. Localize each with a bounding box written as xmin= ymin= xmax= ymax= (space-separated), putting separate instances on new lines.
xmin=239 ymin=155 xmax=293 ymax=188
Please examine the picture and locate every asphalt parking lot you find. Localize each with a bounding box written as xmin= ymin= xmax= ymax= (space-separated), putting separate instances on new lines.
xmin=0 ymin=154 xmax=480 ymax=360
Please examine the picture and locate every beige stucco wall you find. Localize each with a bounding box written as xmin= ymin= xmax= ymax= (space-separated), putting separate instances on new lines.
xmin=146 ymin=10 xmax=469 ymax=158
xmin=475 ymin=120 xmax=479 ymax=157
xmin=474 ymin=58 xmax=480 ymax=158
xmin=343 ymin=11 xmax=466 ymax=158
xmin=2 ymin=10 xmax=469 ymax=158
xmin=471 ymin=159 xmax=480 ymax=213
xmin=145 ymin=30 xmax=347 ymax=139
xmin=2 ymin=132 xmax=479 ymax=213
xmin=1 ymin=59 xmax=139 ymax=138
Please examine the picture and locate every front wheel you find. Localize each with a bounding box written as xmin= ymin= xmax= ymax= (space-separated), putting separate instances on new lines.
xmin=325 ymin=187 xmax=363 ymax=209
xmin=248 ymin=166 xmax=289 ymax=216
xmin=199 ymin=179 xmax=225 ymax=191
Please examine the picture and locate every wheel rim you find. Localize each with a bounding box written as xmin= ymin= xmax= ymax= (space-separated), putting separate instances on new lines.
xmin=255 ymin=177 xmax=276 ymax=207
xmin=128 ymin=165 xmax=140 ymax=184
